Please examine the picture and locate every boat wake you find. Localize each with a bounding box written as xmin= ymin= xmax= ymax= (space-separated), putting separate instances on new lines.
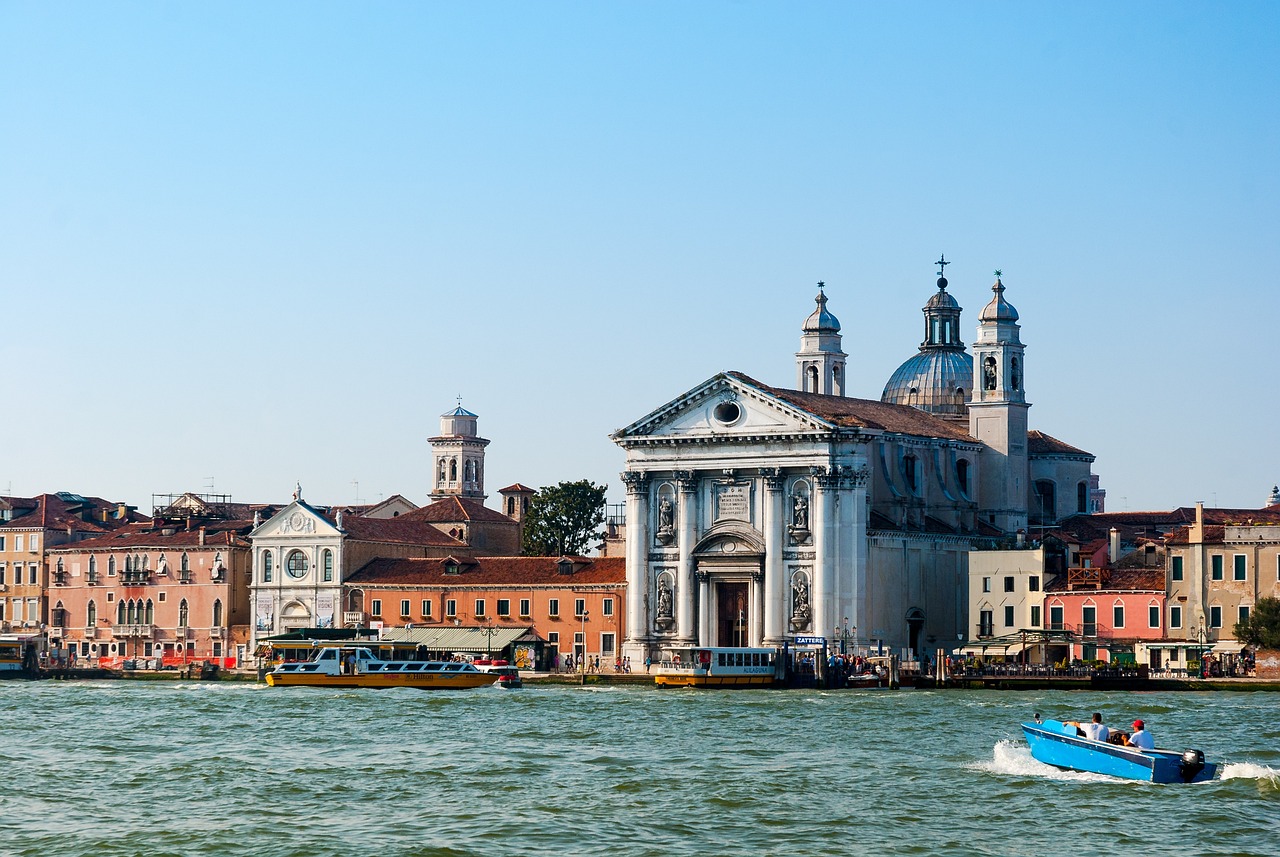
xmin=973 ymin=739 xmax=1124 ymax=783
xmin=1220 ymin=762 xmax=1280 ymax=787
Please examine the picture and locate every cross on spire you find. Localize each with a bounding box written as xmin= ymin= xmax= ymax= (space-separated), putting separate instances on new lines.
xmin=935 ymin=254 xmax=950 ymax=277
xmin=817 ymin=281 xmax=825 ymax=291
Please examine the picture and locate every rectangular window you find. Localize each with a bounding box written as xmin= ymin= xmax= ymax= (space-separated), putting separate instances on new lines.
xmin=13 ymin=536 xmax=21 ymax=552
xmin=1239 ymin=605 xmax=1250 ymax=624
xmin=574 ymin=598 xmax=586 ymax=617
xmin=446 ymin=599 xmax=457 ymax=618
xmin=603 ymin=598 xmax=614 ymax=617
xmin=1030 ymin=605 xmax=1041 ymax=627
xmin=1003 ymin=605 xmax=1014 ymax=627
xmin=548 ymin=599 xmax=559 ymax=617
xmin=1082 ymin=606 xmax=1097 ymax=637
xmin=1209 ymin=605 xmax=1222 ymax=628
xmin=371 ymin=599 xmax=382 ymax=617
xmin=28 ymin=535 xmax=37 ymax=552
xmin=497 ymin=599 xmax=511 ymax=617
xmin=573 ymin=631 xmax=584 ymax=650
xmin=1028 ymin=576 xmax=1040 ymax=592
xmin=1049 ymin=605 xmax=1063 ymax=630
xmin=1170 ymin=605 xmax=1182 ymax=629
xmin=1171 ymin=555 xmax=1183 ymax=581
xmin=1149 ymin=606 xmax=1160 ymax=628
xmin=547 ymin=631 xmax=559 ymax=648
xmin=422 ymin=599 xmax=432 ymax=617
xmin=982 ymin=577 xmax=990 ymax=593
xmin=519 ymin=599 xmax=531 ymax=617
xmin=158 ymin=592 xmax=166 ymax=602
xmin=1113 ymin=605 xmax=1125 ymax=629
xmin=0 ymin=566 xmax=5 ymax=586
xmin=1211 ymin=555 xmax=1223 ymax=581
xmin=28 ymin=565 xmax=36 ymax=585
xmin=474 ymin=599 xmax=485 ymax=617
xmin=400 ymin=600 xmax=411 ymax=617
xmin=979 ymin=610 xmax=993 ymax=637
xmin=0 ymin=536 xmax=5 ymax=550
xmin=1234 ymin=554 xmax=1247 ymax=581
xmin=1004 ymin=576 xmax=1015 ymax=593
xmin=601 ymin=633 xmax=615 ymax=655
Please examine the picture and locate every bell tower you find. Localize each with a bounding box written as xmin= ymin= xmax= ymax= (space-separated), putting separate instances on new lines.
xmin=968 ymin=273 xmax=1030 ymax=533
xmin=429 ymin=403 xmax=490 ymax=502
xmin=795 ymin=282 xmax=847 ymax=395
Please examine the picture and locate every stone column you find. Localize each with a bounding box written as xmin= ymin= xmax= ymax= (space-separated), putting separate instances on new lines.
xmin=676 ymin=472 xmax=698 ymax=643
xmin=751 ymin=571 xmax=765 ymax=647
xmin=812 ymin=467 xmax=838 ymax=643
xmin=762 ymin=469 xmax=786 ymax=646
xmin=622 ymin=471 xmax=650 ymax=653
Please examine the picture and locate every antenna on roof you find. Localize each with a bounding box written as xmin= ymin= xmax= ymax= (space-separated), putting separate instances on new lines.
xmin=352 ymin=480 xmax=362 ymax=504
xmin=204 ymin=476 xmax=215 ymax=492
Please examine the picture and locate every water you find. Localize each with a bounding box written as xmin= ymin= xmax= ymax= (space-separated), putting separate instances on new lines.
xmin=4 ymin=681 xmax=1277 ymax=856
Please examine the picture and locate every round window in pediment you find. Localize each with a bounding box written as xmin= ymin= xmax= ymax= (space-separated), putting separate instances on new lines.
xmin=713 ymin=401 xmax=742 ymax=425
xmin=286 ymin=550 xmax=309 ymax=580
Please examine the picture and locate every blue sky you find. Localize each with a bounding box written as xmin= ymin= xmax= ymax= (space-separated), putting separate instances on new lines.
xmin=2 ymin=2 xmax=1277 ymax=514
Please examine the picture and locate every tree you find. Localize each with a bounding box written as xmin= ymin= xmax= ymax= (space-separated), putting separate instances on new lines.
xmin=520 ymin=480 xmax=607 ymax=557
xmin=1234 ymin=596 xmax=1280 ymax=649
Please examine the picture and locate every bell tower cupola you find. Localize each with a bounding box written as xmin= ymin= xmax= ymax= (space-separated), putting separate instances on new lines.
xmin=429 ymin=401 xmax=490 ymax=502
xmin=795 ymin=282 xmax=847 ymax=396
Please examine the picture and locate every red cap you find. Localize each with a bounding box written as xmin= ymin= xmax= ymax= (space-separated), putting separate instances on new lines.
xmin=1132 ymin=719 xmax=1144 ymax=730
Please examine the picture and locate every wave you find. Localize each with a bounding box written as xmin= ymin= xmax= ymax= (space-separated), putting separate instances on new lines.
xmin=972 ymin=739 xmax=1126 ymax=783
xmin=1220 ymin=762 xmax=1280 ymax=786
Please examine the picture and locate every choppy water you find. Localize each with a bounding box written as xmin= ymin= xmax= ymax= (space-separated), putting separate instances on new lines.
xmin=3 ymin=681 xmax=1277 ymax=856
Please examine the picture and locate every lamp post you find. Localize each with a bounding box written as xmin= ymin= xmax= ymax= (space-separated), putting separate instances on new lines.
xmin=1196 ymin=625 xmax=1207 ymax=680
xmin=481 ymin=620 xmax=499 ymax=660
xmin=580 ymin=609 xmax=589 ymax=685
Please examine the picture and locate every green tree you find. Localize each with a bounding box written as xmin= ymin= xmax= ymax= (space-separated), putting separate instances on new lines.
xmin=520 ymin=480 xmax=607 ymax=556
xmin=1233 ymin=596 xmax=1280 ymax=649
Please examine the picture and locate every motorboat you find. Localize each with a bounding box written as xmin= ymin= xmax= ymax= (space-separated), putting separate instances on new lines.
xmin=1021 ymin=716 xmax=1217 ymax=783
xmin=265 ymin=645 xmax=497 ymax=689
xmin=654 ymin=647 xmax=780 ymax=688
xmin=473 ymin=660 xmax=523 ymax=689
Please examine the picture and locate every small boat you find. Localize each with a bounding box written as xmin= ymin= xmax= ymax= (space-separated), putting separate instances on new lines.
xmin=473 ymin=660 xmax=522 ymax=689
xmin=654 ymin=646 xmax=780 ymax=688
xmin=265 ymin=645 xmax=497 ymax=689
xmin=1021 ymin=716 xmax=1217 ymax=783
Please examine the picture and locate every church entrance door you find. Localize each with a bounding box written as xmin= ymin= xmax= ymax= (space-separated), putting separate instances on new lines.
xmin=717 ymin=583 xmax=750 ymax=647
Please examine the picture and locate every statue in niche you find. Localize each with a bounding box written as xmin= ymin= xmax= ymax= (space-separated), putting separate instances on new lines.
xmin=656 ymin=578 xmax=674 ymax=621
xmin=791 ymin=494 xmax=809 ymax=530
xmin=791 ymin=576 xmax=811 ymax=629
xmin=656 ymin=496 xmax=675 ymax=545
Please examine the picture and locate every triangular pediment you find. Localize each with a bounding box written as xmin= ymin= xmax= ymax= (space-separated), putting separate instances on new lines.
xmin=612 ymin=373 xmax=833 ymax=443
xmin=251 ymin=501 xmax=341 ymax=539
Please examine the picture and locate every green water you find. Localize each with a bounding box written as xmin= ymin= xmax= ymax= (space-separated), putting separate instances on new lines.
xmin=3 ymin=681 xmax=1277 ymax=856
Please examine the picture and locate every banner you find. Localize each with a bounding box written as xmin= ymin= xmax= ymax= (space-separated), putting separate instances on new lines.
xmin=255 ymin=595 xmax=274 ymax=632
xmin=315 ymin=593 xmax=335 ymax=629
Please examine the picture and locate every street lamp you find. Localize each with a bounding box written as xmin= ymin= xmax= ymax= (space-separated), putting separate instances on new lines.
xmin=580 ymin=609 xmax=590 ymax=685
xmin=1196 ymin=625 xmax=1207 ymax=680
xmin=481 ymin=620 xmax=499 ymax=660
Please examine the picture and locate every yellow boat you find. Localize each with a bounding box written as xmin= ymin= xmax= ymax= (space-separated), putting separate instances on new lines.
xmin=265 ymin=645 xmax=497 ymax=689
xmin=653 ymin=646 xmax=780 ymax=688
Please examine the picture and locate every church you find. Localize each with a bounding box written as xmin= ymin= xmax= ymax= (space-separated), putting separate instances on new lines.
xmin=611 ymin=263 xmax=1096 ymax=662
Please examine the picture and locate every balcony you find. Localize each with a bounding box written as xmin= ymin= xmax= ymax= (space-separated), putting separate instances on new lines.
xmin=178 ymin=572 xmax=194 ymax=584
xmin=52 ymin=572 xmax=68 ymax=586
xmin=83 ymin=627 xmax=97 ymax=640
xmin=118 ymin=624 xmax=155 ymax=638
xmin=342 ymin=611 xmax=366 ymax=625
xmin=120 ymin=571 xmax=151 ymax=585
xmin=86 ymin=574 xmax=100 ymax=586
xmin=209 ymin=627 xmax=223 ymax=639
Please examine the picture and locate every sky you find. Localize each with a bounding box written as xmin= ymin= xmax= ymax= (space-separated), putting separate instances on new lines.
xmin=2 ymin=2 xmax=1277 ymax=515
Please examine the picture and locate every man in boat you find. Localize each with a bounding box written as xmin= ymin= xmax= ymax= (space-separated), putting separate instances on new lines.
xmin=1125 ymin=719 xmax=1154 ymax=750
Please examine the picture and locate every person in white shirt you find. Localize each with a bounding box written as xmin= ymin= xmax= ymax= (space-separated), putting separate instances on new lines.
xmin=1126 ymin=719 xmax=1155 ymax=750
xmin=1081 ymin=712 xmax=1110 ymax=743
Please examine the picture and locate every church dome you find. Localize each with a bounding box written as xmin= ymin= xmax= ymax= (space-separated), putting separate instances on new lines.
xmin=924 ymin=276 xmax=960 ymax=310
xmin=881 ymin=350 xmax=973 ymax=417
xmin=803 ymin=287 xmax=841 ymax=333
xmin=979 ymin=277 xmax=1019 ymax=322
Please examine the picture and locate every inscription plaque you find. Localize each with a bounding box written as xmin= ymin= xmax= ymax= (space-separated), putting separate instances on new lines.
xmin=714 ymin=483 xmax=752 ymax=523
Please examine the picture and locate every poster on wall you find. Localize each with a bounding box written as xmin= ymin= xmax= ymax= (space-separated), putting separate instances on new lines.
xmin=513 ymin=644 xmax=536 ymax=670
xmin=255 ymin=595 xmax=274 ymax=632
xmin=315 ymin=593 xmax=335 ymax=629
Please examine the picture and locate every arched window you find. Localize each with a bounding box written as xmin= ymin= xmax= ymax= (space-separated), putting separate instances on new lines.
xmin=124 ymin=555 xmax=133 ymax=574
xmin=831 ymin=363 xmax=842 ymax=395
xmin=108 ymin=556 xmax=115 ymax=575
xmin=180 ymin=553 xmax=190 ymax=572
xmin=322 ymin=550 xmax=334 ymax=582
xmin=983 ymin=356 xmax=997 ymax=391
xmin=87 ymin=600 xmax=97 ymax=627
xmin=806 ymin=365 xmax=819 ymax=393
xmin=262 ymin=551 xmax=274 ymax=583
xmin=1010 ymin=356 xmax=1020 ymax=391
xmin=903 ymin=454 xmax=919 ymax=494
xmin=347 ymin=590 xmax=363 ymax=611
xmin=59 ymin=558 xmax=66 ymax=574
xmin=438 ymin=460 xmax=446 ymax=484
xmin=450 ymin=458 xmax=458 ymax=481
xmin=956 ymin=459 xmax=970 ymax=496
xmin=117 ymin=600 xmax=127 ymax=624
xmin=145 ymin=599 xmax=154 ymax=625
xmin=128 ymin=600 xmax=139 ymax=624
xmin=507 ymin=497 xmax=515 ymax=515
xmin=1077 ymin=481 xmax=1089 ymax=515
xmin=212 ymin=599 xmax=223 ymax=627
xmin=178 ymin=599 xmax=189 ymax=628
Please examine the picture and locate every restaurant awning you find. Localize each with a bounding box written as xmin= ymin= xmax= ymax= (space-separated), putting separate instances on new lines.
xmin=378 ymin=626 xmax=538 ymax=653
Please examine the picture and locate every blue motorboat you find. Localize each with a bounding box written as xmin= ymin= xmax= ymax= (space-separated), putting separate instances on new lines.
xmin=1021 ymin=717 xmax=1217 ymax=783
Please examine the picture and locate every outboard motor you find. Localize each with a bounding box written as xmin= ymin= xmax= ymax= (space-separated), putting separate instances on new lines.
xmin=1179 ymin=749 xmax=1206 ymax=782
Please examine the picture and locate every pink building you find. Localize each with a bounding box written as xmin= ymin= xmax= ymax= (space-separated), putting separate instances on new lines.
xmin=1044 ymin=565 xmax=1165 ymax=664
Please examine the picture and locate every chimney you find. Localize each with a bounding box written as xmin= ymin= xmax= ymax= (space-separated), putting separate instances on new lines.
xmin=198 ymin=527 xmax=206 ymax=547
xmin=1109 ymin=527 xmax=1120 ymax=564
xmin=1190 ymin=501 xmax=1205 ymax=545
xmin=116 ymin=503 xmax=127 ymax=519
xmin=1015 ymin=529 xmax=1026 ymax=548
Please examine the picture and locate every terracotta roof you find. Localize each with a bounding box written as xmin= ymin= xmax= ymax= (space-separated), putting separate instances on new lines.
xmin=398 ymin=496 xmax=515 ymax=526
xmin=324 ymin=512 xmax=469 ymax=548
xmin=498 ymin=483 xmax=536 ymax=493
xmin=346 ymin=555 xmax=626 ymax=587
xmin=728 ymin=372 xmax=976 ymax=441
xmin=1027 ymin=430 xmax=1093 ymax=458
xmin=1045 ymin=566 xmax=1164 ymax=592
xmin=0 ymin=493 xmax=137 ymax=533
xmin=48 ymin=520 xmax=254 ymax=551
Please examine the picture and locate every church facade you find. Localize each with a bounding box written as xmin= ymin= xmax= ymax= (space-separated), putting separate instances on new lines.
xmin=612 ymin=266 xmax=1095 ymax=662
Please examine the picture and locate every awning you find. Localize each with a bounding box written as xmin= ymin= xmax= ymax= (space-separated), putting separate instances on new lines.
xmin=1211 ymin=641 xmax=1247 ymax=655
xmin=957 ymin=641 xmax=1040 ymax=656
xmin=378 ymin=626 xmax=537 ymax=653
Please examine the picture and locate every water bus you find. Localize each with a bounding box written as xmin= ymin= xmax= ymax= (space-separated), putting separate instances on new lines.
xmin=0 ymin=634 xmax=37 ymax=678
xmin=654 ymin=646 xmax=781 ymax=688
xmin=265 ymin=644 xmax=497 ymax=689
xmin=1022 ymin=716 xmax=1217 ymax=783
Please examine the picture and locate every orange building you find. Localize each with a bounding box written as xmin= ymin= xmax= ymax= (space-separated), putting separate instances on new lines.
xmin=344 ymin=555 xmax=627 ymax=670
